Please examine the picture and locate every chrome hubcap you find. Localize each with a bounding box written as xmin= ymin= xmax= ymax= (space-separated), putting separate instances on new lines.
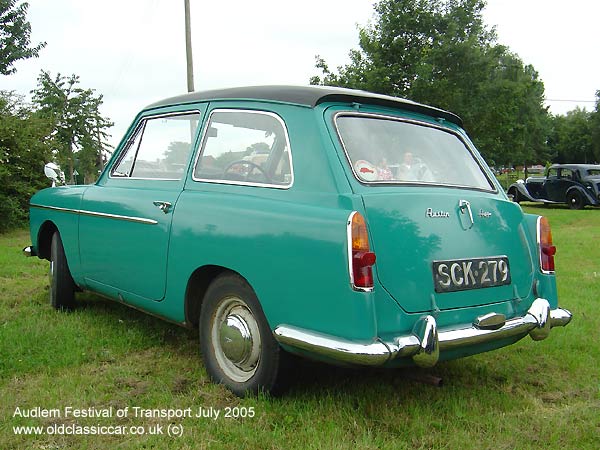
xmin=212 ymin=297 xmax=261 ymax=382
xmin=219 ymin=313 xmax=253 ymax=365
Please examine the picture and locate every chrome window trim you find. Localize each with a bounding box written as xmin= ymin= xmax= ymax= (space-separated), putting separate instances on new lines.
xmin=109 ymin=110 xmax=202 ymax=181
xmin=536 ymin=216 xmax=555 ymax=275
xmin=191 ymin=109 xmax=294 ymax=189
xmin=346 ymin=211 xmax=374 ymax=293
xmin=332 ymin=111 xmax=497 ymax=193
xmin=30 ymin=204 xmax=158 ymax=225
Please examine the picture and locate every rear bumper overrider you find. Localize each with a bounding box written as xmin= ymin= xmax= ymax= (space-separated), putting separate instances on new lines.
xmin=273 ymin=298 xmax=572 ymax=368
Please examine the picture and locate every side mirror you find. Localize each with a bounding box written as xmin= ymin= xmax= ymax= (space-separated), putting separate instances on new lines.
xmin=44 ymin=162 xmax=65 ymax=187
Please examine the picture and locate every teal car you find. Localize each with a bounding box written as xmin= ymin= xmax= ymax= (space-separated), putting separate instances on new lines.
xmin=24 ymin=86 xmax=572 ymax=396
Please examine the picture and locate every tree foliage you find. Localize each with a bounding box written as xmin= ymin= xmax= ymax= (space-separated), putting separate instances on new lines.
xmin=0 ymin=91 xmax=53 ymax=231
xmin=31 ymin=71 xmax=113 ymax=183
xmin=548 ymin=107 xmax=595 ymax=164
xmin=311 ymin=0 xmax=550 ymax=166
xmin=0 ymin=0 xmax=45 ymax=75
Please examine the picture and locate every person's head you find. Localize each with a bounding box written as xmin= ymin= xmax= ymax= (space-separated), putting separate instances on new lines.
xmin=403 ymin=152 xmax=413 ymax=165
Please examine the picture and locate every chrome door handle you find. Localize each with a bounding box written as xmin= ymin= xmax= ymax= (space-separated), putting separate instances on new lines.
xmin=459 ymin=199 xmax=474 ymax=229
xmin=153 ymin=201 xmax=172 ymax=214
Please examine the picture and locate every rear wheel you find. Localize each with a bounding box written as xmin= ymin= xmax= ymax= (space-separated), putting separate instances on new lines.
xmin=49 ymin=231 xmax=76 ymax=310
xmin=566 ymin=190 xmax=584 ymax=210
xmin=199 ymin=273 xmax=289 ymax=397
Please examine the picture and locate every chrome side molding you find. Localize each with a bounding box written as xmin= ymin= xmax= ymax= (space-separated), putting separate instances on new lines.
xmin=273 ymin=298 xmax=572 ymax=368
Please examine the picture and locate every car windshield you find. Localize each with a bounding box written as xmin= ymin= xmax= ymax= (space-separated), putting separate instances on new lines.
xmin=335 ymin=115 xmax=493 ymax=190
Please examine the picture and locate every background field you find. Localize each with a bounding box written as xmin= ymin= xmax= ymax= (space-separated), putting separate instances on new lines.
xmin=1 ymin=205 xmax=598 ymax=449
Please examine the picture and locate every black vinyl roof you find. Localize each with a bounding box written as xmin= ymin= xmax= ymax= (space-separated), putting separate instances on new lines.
xmin=146 ymin=85 xmax=463 ymax=127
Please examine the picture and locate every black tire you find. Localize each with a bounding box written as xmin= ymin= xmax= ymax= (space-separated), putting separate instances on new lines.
xmin=49 ymin=231 xmax=76 ymax=310
xmin=566 ymin=190 xmax=585 ymax=210
xmin=508 ymin=187 xmax=520 ymax=203
xmin=199 ymin=273 xmax=289 ymax=397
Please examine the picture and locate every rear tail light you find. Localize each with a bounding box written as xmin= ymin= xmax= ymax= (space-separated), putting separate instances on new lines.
xmin=348 ymin=211 xmax=376 ymax=290
xmin=538 ymin=216 xmax=556 ymax=273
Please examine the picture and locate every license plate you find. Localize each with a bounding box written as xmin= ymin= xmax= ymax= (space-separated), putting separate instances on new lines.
xmin=432 ymin=256 xmax=511 ymax=293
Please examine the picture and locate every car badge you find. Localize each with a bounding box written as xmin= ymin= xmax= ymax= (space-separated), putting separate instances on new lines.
xmin=426 ymin=208 xmax=450 ymax=218
xmin=478 ymin=209 xmax=492 ymax=218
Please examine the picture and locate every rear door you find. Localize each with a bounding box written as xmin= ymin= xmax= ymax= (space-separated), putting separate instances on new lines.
xmin=545 ymin=167 xmax=573 ymax=202
xmin=332 ymin=110 xmax=535 ymax=313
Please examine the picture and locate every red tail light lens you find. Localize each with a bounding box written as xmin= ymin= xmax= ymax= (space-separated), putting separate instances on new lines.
xmin=348 ymin=212 xmax=376 ymax=290
xmin=538 ymin=216 xmax=556 ymax=273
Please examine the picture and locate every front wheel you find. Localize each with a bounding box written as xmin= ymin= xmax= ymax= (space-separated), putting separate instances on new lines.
xmin=508 ymin=187 xmax=520 ymax=203
xmin=566 ymin=190 xmax=585 ymax=210
xmin=49 ymin=231 xmax=76 ymax=310
xmin=199 ymin=273 xmax=288 ymax=397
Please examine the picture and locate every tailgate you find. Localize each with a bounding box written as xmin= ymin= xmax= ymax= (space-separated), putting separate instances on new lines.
xmin=363 ymin=189 xmax=535 ymax=313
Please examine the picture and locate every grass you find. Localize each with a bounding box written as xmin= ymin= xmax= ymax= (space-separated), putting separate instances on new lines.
xmin=1 ymin=205 xmax=599 ymax=449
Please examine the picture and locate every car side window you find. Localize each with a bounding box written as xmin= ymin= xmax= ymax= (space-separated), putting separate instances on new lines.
xmin=559 ymin=169 xmax=574 ymax=180
xmin=193 ymin=110 xmax=293 ymax=187
xmin=547 ymin=168 xmax=559 ymax=179
xmin=112 ymin=113 xmax=200 ymax=180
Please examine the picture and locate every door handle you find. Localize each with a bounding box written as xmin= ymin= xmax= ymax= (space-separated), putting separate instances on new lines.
xmin=458 ymin=199 xmax=474 ymax=229
xmin=153 ymin=201 xmax=172 ymax=214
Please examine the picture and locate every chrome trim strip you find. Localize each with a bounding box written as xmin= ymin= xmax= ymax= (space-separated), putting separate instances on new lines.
xmin=30 ymin=204 xmax=158 ymax=225
xmin=273 ymin=298 xmax=572 ymax=367
xmin=191 ymin=109 xmax=294 ymax=190
xmin=332 ymin=111 xmax=497 ymax=193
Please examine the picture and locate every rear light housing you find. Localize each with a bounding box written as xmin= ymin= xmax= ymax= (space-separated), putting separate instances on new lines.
xmin=537 ymin=216 xmax=556 ymax=273
xmin=347 ymin=211 xmax=377 ymax=291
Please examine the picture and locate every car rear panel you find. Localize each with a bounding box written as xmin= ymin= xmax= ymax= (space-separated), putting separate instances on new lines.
xmin=362 ymin=188 xmax=535 ymax=313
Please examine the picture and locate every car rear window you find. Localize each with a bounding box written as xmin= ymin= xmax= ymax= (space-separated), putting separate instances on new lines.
xmin=335 ymin=114 xmax=493 ymax=190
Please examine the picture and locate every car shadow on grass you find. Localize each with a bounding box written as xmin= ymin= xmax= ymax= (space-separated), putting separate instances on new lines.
xmin=71 ymin=292 xmax=530 ymax=404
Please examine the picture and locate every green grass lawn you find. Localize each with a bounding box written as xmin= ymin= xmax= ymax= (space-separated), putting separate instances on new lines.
xmin=1 ymin=205 xmax=598 ymax=449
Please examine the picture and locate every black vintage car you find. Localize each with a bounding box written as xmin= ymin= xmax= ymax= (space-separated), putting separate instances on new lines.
xmin=508 ymin=164 xmax=600 ymax=209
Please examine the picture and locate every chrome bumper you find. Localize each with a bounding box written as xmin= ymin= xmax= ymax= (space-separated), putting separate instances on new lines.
xmin=273 ymin=298 xmax=572 ymax=368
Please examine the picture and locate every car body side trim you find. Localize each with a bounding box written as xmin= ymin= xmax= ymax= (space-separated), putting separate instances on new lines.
xmin=30 ymin=204 xmax=158 ymax=225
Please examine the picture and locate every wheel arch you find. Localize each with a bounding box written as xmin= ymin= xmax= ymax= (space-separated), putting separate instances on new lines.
xmin=566 ymin=185 xmax=592 ymax=205
xmin=184 ymin=265 xmax=253 ymax=328
xmin=36 ymin=220 xmax=59 ymax=261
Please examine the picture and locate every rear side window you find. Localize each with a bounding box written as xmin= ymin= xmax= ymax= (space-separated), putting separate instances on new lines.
xmin=559 ymin=169 xmax=574 ymax=180
xmin=112 ymin=112 xmax=199 ymax=180
xmin=193 ymin=110 xmax=293 ymax=188
xmin=335 ymin=114 xmax=493 ymax=191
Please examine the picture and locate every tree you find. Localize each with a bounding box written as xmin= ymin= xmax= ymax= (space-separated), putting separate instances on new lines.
xmin=0 ymin=0 xmax=45 ymax=75
xmin=548 ymin=108 xmax=593 ymax=164
xmin=31 ymin=71 xmax=113 ymax=183
xmin=0 ymin=91 xmax=53 ymax=231
xmin=311 ymin=0 xmax=549 ymax=166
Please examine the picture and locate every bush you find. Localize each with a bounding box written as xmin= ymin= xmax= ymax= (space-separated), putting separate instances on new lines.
xmin=0 ymin=92 xmax=52 ymax=232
